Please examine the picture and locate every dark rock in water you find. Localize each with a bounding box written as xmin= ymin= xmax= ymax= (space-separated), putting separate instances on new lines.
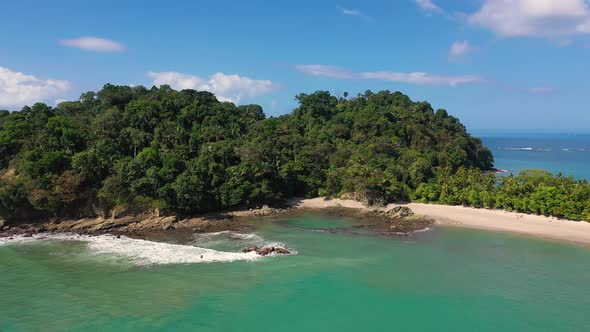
xmin=257 ymin=247 xmax=273 ymax=256
xmin=23 ymin=233 xmax=33 ymax=238
xmin=240 ymin=246 xmax=258 ymax=253
xmin=275 ymin=247 xmax=291 ymax=255
xmin=240 ymin=245 xmax=291 ymax=256
xmin=387 ymin=215 xmax=434 ymax=234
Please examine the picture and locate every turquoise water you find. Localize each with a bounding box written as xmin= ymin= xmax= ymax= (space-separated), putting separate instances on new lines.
xmin=482 ymin=133 xmax=590 ymax=180
xmin=2 ymin=215 xmax=590 ymax=331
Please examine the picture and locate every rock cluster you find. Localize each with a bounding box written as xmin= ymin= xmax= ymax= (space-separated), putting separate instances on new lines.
xmin=240 ymin=245 xmax=291 ymax=256
xmin=382 ymin=206 xmax=414 ymax=219
xmin=242 ymin=205 xmax=285 ymax=217
xmin=366 ymin=206 xmax=434 ymax=234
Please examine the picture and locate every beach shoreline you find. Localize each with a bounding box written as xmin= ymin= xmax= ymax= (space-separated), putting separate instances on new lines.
xmin=2 ymin=197 xmax=590 ymax=245
xmin=292 ymin=197 xmax=590 ymax=245
xmin=406 ymin=202 xmax=590 ymax=245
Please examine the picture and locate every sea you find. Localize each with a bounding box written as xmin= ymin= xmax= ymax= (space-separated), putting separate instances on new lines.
xmin=1 ymin=133 xmax=590 ymax=331
xmin=481 ymin=133 xmax=590 ymax=180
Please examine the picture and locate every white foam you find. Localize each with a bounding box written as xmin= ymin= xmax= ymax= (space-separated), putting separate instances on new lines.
xmin=194 ymin=231 xmax=263 ymax=241
xmin=0 ymin=233 xmax=260 ymax=265
xmin=84 ymin=235 xmax=260 ymax=265
xmin=497 ymin=147 xmax=551 ymax=151
xmin=190 ymin=231 xmax=265 ymax=250
xmin=412 ymin=227 xmax=432 ymax=233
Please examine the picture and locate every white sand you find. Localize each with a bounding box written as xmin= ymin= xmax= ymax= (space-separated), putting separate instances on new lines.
xmin=290 ymin=197 xmax=371 ymax=211
xmin=292 ymin=198 xmax=590 ymax=245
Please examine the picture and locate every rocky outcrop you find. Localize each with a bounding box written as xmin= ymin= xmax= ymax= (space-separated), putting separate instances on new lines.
xmin=228 ymin=205 xmax=286 ymax=217
xmin=0 ymin=213 xmax=242 ymax=238
xmin=340 ymin=192 xmax=385 ymax=207
xmin=122 ymin=216 xmax=178 ymax=232
xmin=386 ymin=214 xmax=433 ymax=233
xmin=240 ymin=245 xmax=291 ymax=256
xmin=367 ymin=206 xmax=434 ymax=234
xmin=383 ymin=206 xmax=414 ymax=219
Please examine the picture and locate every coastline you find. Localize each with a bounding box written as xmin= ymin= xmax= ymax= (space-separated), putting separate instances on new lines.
xmin=2 ymin=197 xmax=590 ymax=246
xmin=406 ymin=203 xmax=590 ymax=245
xmin=292 ymin=197 xmax=590 ymax=245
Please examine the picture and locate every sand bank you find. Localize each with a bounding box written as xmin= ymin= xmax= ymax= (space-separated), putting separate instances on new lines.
xmin=292 ymin=198 xmax=590 ymax=245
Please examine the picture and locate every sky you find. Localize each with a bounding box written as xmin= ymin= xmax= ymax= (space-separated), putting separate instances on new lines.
xmin=1 ymin=0 xmax=589 ymax=133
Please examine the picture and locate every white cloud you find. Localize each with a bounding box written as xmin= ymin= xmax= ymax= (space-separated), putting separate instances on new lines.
xmin=296 ymin=65 xmax=356 ymax=79
xmin=341 ymin=8 xmax=362 ymax=16
xmin=60 ymin=37 xmax=125 ymax=52
xmin=415 ymin=0 xmax=443 ymax=14
xmin=147 ymin=71 xmax=276 ymax=103
xmin=468 ymin=0 xmax=590 ymax=38
xmin=449 ymin=40 xmax=474 ymax=57
xmin=296 ymin=64 xmax=482 ymax=87
xmin=0 ymin=66 xmax=70 ymax=109
xmin=528 ymin=87 xmax=558 ymax=94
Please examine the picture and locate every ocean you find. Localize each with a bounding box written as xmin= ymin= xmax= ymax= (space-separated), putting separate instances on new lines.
xmin=2 ymin=133 xmax=590 ymax=331
xmin=2 ymin=216 xmax=590 ymax=331
xmin=481 ymin=133 xmax=590 ymax=180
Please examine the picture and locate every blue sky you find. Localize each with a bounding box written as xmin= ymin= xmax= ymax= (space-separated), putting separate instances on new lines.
xmin=1 ymin=0 xmax=589 ymax=133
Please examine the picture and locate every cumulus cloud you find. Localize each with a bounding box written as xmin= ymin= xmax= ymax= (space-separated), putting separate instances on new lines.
xmin=415 ymin=0 xmax=443 ymax=14
xmin=147 ymin=71 xmax=276 ymax=103
xmin=296 ymin=64 xmax=482 ymax=87
xmin=0 ymin=66 xmax=70 ymax=108
xmin=60 ymin=37 xmax=125 ymax=52
xmin=468 ymin=0 xmax=590 ymax=38
xmin=449 ymin=40 xmax=474 ymax=58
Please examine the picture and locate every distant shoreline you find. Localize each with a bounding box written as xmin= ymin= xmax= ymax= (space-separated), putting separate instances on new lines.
xmin=292 ymin=198 xmax=590 ymax=246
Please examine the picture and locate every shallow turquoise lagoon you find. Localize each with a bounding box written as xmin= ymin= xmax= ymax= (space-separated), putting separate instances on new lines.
xmin=1 ymin=215 xmax=590 ymax=331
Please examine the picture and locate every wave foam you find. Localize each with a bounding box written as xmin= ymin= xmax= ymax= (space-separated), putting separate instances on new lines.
xmin=498 ymin=147 xmax=590 ymax=152
xmin=85 ymin=235 xmax=260 ymax=265
xmin=0 ymin=233 xmax=260 ymax=265
xmin=497 ymin=147 xmax=551 ymax=151
xmin=190 ymin=231 xmax=265 ymax=249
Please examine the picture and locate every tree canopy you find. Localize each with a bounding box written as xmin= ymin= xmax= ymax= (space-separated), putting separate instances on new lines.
xmin=0 ymin=84 xmax=528 ymax=224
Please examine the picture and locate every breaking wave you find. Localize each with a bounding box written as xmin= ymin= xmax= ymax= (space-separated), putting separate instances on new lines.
xmin=190 ymin=231 xmax=296 ymax=255
xmin=496 ymin=147 xmax=551 ymax=151
xmin=497 ymin=147 xmax=590 ymax=152
xmin=0 ymin=233 xmax=262 ymax=265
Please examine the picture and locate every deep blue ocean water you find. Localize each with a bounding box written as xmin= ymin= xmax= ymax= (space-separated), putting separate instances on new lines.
xmin=480 ymin=133 xmax=590 ymax=180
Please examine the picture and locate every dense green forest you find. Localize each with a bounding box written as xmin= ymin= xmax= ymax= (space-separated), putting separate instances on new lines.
xmin=413 ymin=168 xmax=590 ymax=221
xmin=0 ymin=84 xmax=588 ymax=223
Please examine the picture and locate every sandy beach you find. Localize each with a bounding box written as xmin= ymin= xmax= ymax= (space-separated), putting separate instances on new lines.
xmin=3 ymin=197 xmax=590 ymax=246
xmin=293 ymin=198 xmax=590 ymax=245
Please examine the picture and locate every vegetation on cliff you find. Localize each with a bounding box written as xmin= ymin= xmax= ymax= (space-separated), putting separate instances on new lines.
xmin=0 ymin=85 xmax=493 ymax=223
